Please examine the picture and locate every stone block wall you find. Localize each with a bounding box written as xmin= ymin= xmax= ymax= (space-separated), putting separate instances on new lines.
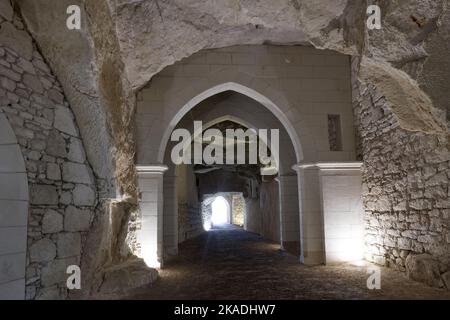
xmin=0 ymin=111 xmax=28 ymax=299
xmin=199 ymin=193 xmax=240 ymax=234
xmin=258 ymin=180 xmax=280 ymax=242
xmin=136 ymin=45 xmax=356 ymax=165
xmin=178 ymin=204 xmax=203 ymax=243
xmin=176 ymin=164 xmax=202 ymax=243
xmin=231 ymin=194 xmax=245 ymax=226
xmin=352 ymin=61 xmax=450 ymax=287
xmin=245 ymin=197 xmax=262 ymax=235
xmin=0 ymin=7 xmax=97 ymax=299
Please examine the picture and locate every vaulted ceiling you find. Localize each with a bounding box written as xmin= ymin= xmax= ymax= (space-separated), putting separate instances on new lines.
xmin=13 ymin=0 xmax=449 ymax=200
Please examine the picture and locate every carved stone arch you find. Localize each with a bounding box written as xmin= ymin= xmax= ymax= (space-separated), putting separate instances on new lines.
xmin=0 ymin=112 xmax=29 ymax=300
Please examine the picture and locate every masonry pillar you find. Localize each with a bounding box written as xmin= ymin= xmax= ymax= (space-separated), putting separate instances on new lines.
xmin=136 ymin=165 xmax=168 ymax=268
xmin=294 ymin=165 xmax=323 ymax=265
xmin=163 ymin=174 xmax=178 ymax=258
xmin=294 ymin=162 xmax=363 ymax=265
xmin=317 ymin=162 xmax=364 ymax=264
xmin=278 ymin=175 xmax=301 ymax=257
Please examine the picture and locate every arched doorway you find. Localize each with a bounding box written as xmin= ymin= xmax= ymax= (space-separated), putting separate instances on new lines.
xmin=161 ymin=91 xmax=301 ymax=261
xmin=135 ymin=45 xmax=364 ymax=268
xmin=156 ymin=81 xmax=304 ymax=164
xmin=138 ymin=87 xmax=304 ymax=268
xmin=0 ymin=112 xmax=28 ymax=300
xmin=211 ymin=196 xmax=231 ymax=226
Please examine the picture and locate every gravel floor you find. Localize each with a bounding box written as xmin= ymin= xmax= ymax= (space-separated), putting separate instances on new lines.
xmin=127 ymin=225 xmax=450 ymax=300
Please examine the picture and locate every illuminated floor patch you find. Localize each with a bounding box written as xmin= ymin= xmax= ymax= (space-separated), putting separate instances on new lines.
xmin=128 ymin=225 xmax=450 ymax=300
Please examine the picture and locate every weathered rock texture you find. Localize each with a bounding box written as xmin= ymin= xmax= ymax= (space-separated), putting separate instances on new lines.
xmin=0 ymin=2 xmax=96 ymax=299
xmin=13 ymin=0 xmax=446 ymax=201
xmin=1 ymin=0 xmax=447 ymax=297
xmin=231 ymin=194 xmax=245 ymax=226
xmin=15 ymin=0 xmax=117 ymax=197
xmin=354 ymin=1 xmax=449 ymax=288
xmin=353 ymin=58 xmax=449 ymax=287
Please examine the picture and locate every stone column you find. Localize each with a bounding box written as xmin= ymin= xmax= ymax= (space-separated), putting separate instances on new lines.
xmin=163 ymin=174 xmax=178 ymax=257
xmin=293 ymin=162 xmax=363 ymax=265
xmin=293 ymin=165 xmax=323 ymax=265
xmin=317 ymin=162 xmax=363 ymax=264
xmin=136 ymin=165 xmax=168 ymax=268
xmin=278 ymin=175 xmax=301 ymax=257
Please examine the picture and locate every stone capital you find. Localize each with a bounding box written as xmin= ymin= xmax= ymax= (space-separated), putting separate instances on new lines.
xmin=292 ymin=161 xmax=362 ymax=172
xmin=136 ymin=164 xmax=169 ymax=176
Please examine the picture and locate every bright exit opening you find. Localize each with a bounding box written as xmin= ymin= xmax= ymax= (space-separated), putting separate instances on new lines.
xmin=211 ymin=196 xmax=229 ymax=225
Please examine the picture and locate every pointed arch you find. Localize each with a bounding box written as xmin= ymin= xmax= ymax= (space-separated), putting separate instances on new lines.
xmin=0 ymin=112 xmax=28 ymax=300
xmin=157 ymin=82 xmax=303 ymax=164
xmin=170 ymin=114 xmax=280 ymax=175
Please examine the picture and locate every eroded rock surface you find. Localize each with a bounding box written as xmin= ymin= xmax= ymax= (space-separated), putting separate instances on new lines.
xmin=14 ymin=0 xmax=448 ymax=199
xmin=406 ymin=254 xmax=444 ymax=288
xmin=1 ymin=0 xmax=448 ymax=298
xmin=0 ymin=1 xmax=97 ymax=299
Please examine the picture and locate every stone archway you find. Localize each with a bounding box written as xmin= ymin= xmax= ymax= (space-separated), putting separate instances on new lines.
xmin=162 ymin=111 xmax=296 ymax=259
xmin=138 ymin=81 xmax=305 ymax=267
xmin=157 ymin=81 xmax=304 ymax=164
xmin=0 ymin=112 xmax=28 ymax=300
xmin=211 ymin=196 xmax=231 ymax=226
xmin=135 ymin=45 xmax=364 ymax=268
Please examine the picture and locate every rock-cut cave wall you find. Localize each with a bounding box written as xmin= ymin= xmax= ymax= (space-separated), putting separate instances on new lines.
xmin=1 ymin=0 xmax=448 ymax=296
xmin=352 ymin=57 xmax=450 ymax=288
xmin=0 ymin=3 xmax=97 ymax=299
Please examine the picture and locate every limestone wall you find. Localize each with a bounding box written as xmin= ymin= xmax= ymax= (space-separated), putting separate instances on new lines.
xmin=0 ymin=7 xmax=97 ymax=299
xmin=176 ymin=164 xmax=199 ymax=208
xmin=178 ymin=204 xmax=203 ymax=243
xmin=177 ymin=164 xmax=202 ymax=243
xmin=245 ymin=198 xmax=261 ymax=236
xmin=231 ymin=194 xmax=245 ymax=226
xmin=136 ymin=45 xmax=356 ymax=166
xmin=258 ymin=180 xmax=280 ymax=242
xmin=352 ymin=61 xmax=450 ymax=288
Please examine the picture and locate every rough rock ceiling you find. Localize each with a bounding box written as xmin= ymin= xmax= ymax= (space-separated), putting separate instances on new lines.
xmin=14 ymin=0 xmax=449 ymax=200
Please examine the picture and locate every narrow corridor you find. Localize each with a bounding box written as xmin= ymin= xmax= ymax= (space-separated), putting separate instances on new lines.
xmin=128 ymin=225 xmax=450 ymax=300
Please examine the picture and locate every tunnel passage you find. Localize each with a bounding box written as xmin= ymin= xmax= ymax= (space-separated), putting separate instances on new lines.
xmin=210 ymin=195 xmax=229 ymax=226
xmin=201 ymin=193 xmax=244 ymax=231
xmin=136 ymin=45 xmax=364 ymax=268
xmin=0 ymin=0 xmax=448 ymax=299
xmin=168 ymin=114 xmax=288 ymax=258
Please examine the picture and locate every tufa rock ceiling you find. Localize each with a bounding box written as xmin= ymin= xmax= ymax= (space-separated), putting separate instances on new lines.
xmin=12 ymin=0 xmax=449 ymax=200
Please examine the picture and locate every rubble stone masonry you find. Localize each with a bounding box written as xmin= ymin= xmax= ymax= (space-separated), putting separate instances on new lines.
xmin=352 ymin=59 xmax=450 ymax=288
xmin=0 ymin=10 xmax=97 ymax=299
